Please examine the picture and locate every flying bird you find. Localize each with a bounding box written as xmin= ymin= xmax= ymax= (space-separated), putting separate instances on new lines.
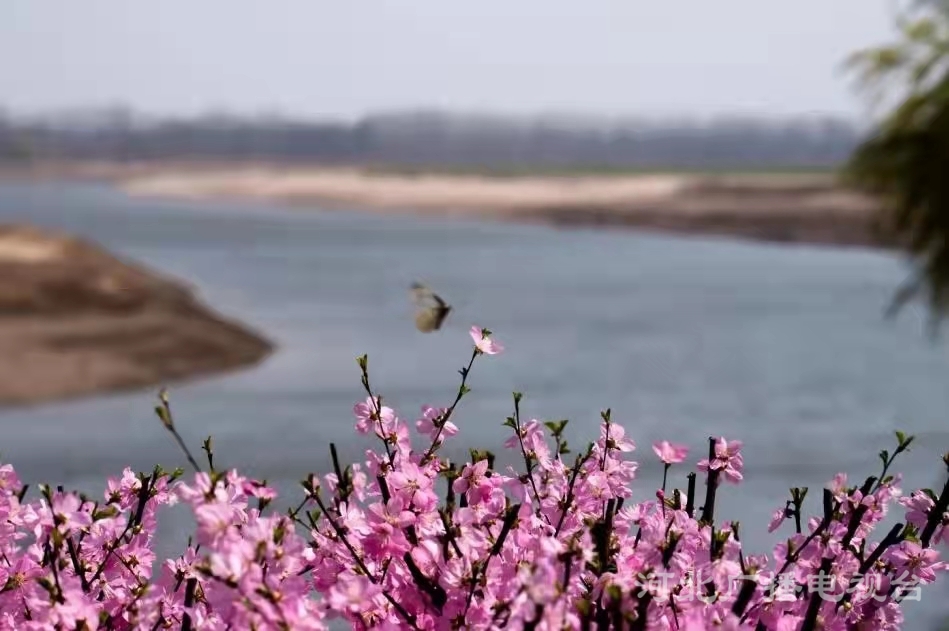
xmin=410 ymin=282 xmax=452 ymax=332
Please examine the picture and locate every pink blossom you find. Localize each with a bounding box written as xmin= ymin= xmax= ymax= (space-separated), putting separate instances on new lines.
xmin=600 ymin=422 xmax=636 ymax=452
xmin=0 ymin=464 xmax=22 ymax=498
xmin=899 ymin=490 xmax=935 ymax=530
xmin=889 ymin=541 xmax=944 ymax=583
xmin=242 ymin=478 xmax=278 ymax=501
xmin=652 ymin=440 xmax=689 ymax=464
xmin=49 ymin=493 xmax=93 ymax=534
xmin=0 ymin=329 xmax=940 ymax=629
xmin=469 ymin=325 xmax=504 ymax=355
xmin=326 ymin=571 xmax=381 ymax=614
xmin=387 ymin=462 xmax=437 ymax=511
xmin=696 ymin=436 xmax=744 ymax=484
xmin=768 ymin=506 xmax=789 ymax=532
xmin=415 ymin=405 xmax=457 ymax=442
xmin=353 ymin=396 xmax=395 ymax=434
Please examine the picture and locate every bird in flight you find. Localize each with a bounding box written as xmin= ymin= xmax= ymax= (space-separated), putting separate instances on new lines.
xmin=410 ymin=282 xmax=452 ymax=332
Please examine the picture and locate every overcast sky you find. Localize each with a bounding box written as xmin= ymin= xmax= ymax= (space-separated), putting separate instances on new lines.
xmin=0 ymin=1 xmax=902 ymax=121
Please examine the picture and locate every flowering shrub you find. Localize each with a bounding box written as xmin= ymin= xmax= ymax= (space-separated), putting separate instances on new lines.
xmin=0 ymin=325 xmax=947 ymax=630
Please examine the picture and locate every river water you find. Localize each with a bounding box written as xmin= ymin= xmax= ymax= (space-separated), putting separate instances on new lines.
xmin=0 ymin=180 xmax=947 ymax=628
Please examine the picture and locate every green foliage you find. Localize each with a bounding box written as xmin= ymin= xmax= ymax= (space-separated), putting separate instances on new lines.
xmin=843 ymin=0 xmax=949 ymax=329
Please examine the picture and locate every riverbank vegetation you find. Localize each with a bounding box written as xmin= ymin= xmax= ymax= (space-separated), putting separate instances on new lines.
xmin=844 ymin=0 xmax=949 ymax=329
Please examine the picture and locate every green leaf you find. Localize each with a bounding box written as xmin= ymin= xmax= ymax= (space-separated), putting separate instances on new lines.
xmin=903 ymin=17 xmax=939 ymax=44
xmin=895 ymin=431 xmax=916 ymax=453
xmin=544 ymin=419 xmax=569 ymax=436
xmin=904 ymin=522 xmax=920 ymax=539
xmin=469 ymin=449 xmax=490 ymax=463
xmin=93 ymin=506 xmax=120 ymax=520
xmin=575 ymin=599 xmax=593 ymax=617
xmin=154 ymin=405 xmax=173 ymax=430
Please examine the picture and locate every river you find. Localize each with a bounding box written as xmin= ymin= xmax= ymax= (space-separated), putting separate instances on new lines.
xmin=1 ymin=180 xmax=947 ymax=628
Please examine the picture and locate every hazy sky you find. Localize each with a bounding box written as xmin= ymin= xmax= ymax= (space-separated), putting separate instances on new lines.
xmin=1 ymin=1 xmax=902 ymax=121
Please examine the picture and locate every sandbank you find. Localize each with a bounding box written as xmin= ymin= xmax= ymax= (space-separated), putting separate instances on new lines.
xmin=0 ymin=224 xmax=273 ymax=407
xmin=118 ymin=165 xmax=886 ymax=248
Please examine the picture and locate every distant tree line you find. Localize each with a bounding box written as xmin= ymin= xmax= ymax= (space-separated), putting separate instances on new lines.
xmin=0 ymin=108 xmax=865 ymax=170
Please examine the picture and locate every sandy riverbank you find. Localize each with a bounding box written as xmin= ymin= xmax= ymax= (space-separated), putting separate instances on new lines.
xmin=122 ymin=167 xmax=693 ymax=211
xmin=0 ymin=224 xmax=273 ymax=407
xmin=120 ymin=165 xmax=887 ymax=248
xmin=1 ymin=161 xmax=889 ymax=248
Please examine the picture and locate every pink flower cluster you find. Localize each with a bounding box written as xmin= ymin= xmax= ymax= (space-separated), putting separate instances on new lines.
xmin=0 ymin=327 xmax=947 ymax=630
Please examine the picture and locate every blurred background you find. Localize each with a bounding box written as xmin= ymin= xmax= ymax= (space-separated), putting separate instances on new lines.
xmin=2 ymin=1 xmax=949 ymax=628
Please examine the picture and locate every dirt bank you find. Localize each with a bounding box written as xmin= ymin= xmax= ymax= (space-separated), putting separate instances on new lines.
xmin=0 ymin=224 xmax=273 ymax=407
xmin=526 ymin=175 xmax=887 ymax=248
